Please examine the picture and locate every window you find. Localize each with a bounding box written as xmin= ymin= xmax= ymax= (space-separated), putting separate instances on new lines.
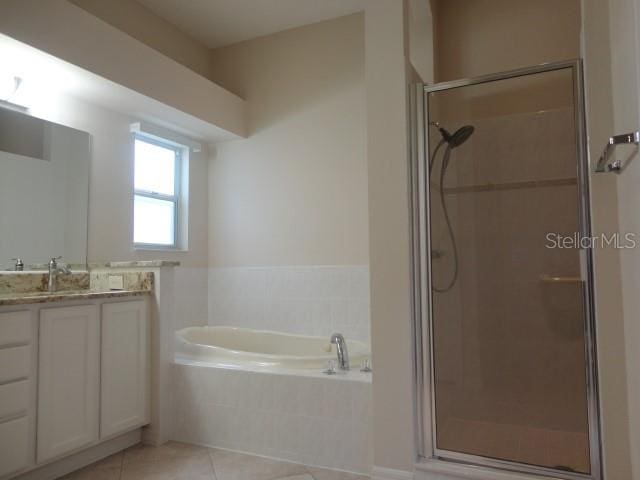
xmin=133 ymin=136 xmax=182 ymax=248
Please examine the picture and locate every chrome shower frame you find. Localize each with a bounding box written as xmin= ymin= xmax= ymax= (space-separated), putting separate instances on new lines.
xmin=409 ymin=60 xmax=602 ymax=480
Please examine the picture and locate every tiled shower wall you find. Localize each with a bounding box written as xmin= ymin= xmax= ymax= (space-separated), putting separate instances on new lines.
xmin=208 ymin=266 xmax=370 ymax=344
xmin=431 ymin=107 xmax=589 ymax=434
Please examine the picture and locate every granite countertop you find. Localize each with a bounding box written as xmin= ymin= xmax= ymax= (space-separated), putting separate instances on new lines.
xmin=95 ymin=260 xmax=180 ymax=268
xmin=0 ymin=288 xmax=152 ymax=306
xmin=0 ymin=270 xmax=155 ymax=306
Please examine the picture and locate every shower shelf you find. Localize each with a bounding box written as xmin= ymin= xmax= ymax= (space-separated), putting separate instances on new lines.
xmin=539 ymin=274 xmax=583 ymax=283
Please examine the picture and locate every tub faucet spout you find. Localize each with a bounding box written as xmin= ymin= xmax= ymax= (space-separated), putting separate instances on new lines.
xmin=330 ymin=333 xmax=349 ymax=370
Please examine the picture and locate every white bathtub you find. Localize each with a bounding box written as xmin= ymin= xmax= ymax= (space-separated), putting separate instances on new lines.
xmin=175 ymin=326 xmax=370 ymax=370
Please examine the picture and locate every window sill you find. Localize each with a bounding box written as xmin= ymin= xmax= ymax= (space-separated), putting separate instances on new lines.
xmin=133 ymin=245 xmax=188 ymax=253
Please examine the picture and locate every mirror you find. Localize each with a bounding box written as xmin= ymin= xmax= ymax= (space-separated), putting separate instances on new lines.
xmin=0 ymin=106 xmax=90 ymax=270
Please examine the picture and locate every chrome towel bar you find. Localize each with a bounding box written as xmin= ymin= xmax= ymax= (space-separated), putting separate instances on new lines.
xmin=594 ymin=131 xmax=640 ymax=173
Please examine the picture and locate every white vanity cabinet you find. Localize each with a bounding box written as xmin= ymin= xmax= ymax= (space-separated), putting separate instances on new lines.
xmin=100 ymin=301 xmax=149 ymax=438
xmin=0 ymin=296 xmax=151 ymax=479
xmin=0 ymin=294 xmax=151 ymax=480
xmin=35 ymin=300 xmax=150 ymax=465
xmin=37 ymin=305 xmax=100 ymax=463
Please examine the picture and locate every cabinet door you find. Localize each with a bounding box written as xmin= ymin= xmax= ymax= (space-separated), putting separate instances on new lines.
xmin=100 ymin=301 xmax=149 ymax=439
xmin=37 ymin=305 xmax=99 ymax=463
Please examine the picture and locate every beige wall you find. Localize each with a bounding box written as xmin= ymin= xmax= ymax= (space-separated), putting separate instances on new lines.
xmin=27 ymin=93 xmax=210 ymax=268
xmin=365 ymin=0 xmax=416 ymax=472
xmin=581 ymin=1 xmax=633 ymax=478
xmin=583 ymin=0 xmax=640 ymax=477
xmin=207 ymin=14 xmax=368 ymax=267
xmin=434 ymin=0 xmax=581 ymax=82
xmin=408 ymin=0 xmax=435 ymax=84
xmin=68 ymin=0 xmax=213 ymax=79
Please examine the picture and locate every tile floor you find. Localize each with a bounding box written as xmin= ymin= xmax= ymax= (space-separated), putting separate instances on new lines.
xmin=58 ymin=442 xmax=369 ymax=480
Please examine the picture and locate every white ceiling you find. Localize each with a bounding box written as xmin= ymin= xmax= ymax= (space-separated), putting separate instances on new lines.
xmin=137 ymin=0 xmax=367 ymax=48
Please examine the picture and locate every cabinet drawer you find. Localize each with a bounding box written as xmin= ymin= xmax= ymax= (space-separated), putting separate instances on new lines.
xmin=0 ymin=416 xmax=29 ymax=477
xmin=0 ymin=345 xmax=30 ymax=383
xmin=0 ymin=380 xmax=29 ymax=420
xmin=0 ymin=311 xmax=31 ymax=347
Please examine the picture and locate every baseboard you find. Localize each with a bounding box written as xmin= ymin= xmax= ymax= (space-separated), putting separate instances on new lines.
xmin=371 ymin=466 xmax=415 ymax=480
xmin=173 ymin=437 xmax=370 ymax=476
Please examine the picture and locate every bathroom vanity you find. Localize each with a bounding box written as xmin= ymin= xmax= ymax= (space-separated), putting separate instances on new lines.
xmin=0 ymin=97 xmax=156 ymax=479
xmin=0 ymin=290 xmax=151 ymax=479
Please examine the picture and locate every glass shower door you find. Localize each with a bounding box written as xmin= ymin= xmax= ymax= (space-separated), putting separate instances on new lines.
xmin=423 ymin=62 xmax=600 ymax=478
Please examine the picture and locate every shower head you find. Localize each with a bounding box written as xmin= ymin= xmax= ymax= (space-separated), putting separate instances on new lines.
xmin=439 ymin=125 xmax=475 ymax=148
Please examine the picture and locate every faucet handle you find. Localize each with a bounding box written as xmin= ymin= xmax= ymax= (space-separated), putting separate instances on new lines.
xmin=49 ymin=256 xmax=63 ymax=272
xmin=49 ymin=256 xmax=71 ymax=274
xmin=323 ymin=360 xmax=337 ymax=375
xmin=360 ymin=358 xmax=372 ymax=373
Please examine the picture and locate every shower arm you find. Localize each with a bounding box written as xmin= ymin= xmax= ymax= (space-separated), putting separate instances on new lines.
xmin=594 ymin=130 xmax=640 ymax=173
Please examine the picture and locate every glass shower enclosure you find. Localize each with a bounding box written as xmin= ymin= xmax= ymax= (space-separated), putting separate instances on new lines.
xmin=411 ymin=61 xmax=601 ymax=479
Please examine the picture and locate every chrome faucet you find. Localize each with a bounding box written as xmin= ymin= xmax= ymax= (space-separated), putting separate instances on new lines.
xmin=330 ymin=333 xmax=350 ymax=370
xmin=48 ymin=256 xmax=71 ymax=293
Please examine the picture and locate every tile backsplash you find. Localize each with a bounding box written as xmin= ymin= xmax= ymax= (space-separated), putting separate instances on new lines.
xmin=208 ymin=266 xmax=370 ymax=344
xmin=0 ymin=272 xmax=89 ymax=294
xmin=89 ymin=271 xmax=154 ymax=291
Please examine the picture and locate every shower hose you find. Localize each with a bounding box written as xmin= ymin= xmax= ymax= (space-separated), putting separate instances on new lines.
xmin=429 ymin=139 xmax=458 ymax=293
